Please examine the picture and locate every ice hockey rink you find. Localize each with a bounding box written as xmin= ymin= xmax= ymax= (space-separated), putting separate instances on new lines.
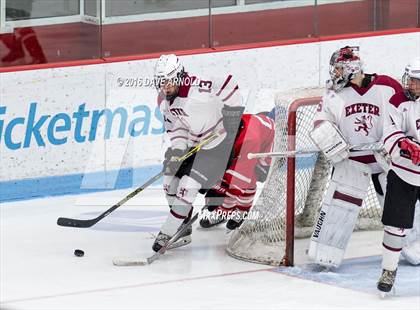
xmin=1 ymin=187 xmax=419 ymax=310
xmin=2 ymin=0 xmax=420 ymax=309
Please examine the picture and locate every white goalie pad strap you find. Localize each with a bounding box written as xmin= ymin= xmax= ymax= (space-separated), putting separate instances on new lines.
xmin=310 ymin=121 xmax=349 ymax=164
xmin=308 ymin=160 xmax=371 ymax=267
xmin=402 ymin=202 xmax=420 ymax=265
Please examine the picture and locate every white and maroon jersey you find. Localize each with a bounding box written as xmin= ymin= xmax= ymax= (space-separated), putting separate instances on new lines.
xmin=383 ymin=92 xmax=420 ymax=186
xmin=314 ymin=74 xmax=403 ymax=173
xmin=158 ymin=74 xmax=242 ymax=151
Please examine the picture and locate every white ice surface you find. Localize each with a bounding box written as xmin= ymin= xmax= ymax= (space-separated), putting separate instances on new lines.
xmin=1 ymin=188 xmax=419 ymax=310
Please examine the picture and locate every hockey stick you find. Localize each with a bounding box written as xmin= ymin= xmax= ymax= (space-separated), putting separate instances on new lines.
xmin=247 ymin=141 xmax=384 ymax=159
xmin=57 ymin=132 xmax=221 ymax=228
xmin=112 ymin=210 xmax=200 ymax=266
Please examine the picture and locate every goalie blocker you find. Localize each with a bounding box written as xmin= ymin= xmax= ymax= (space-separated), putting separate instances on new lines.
xmin=310 ymin=121 xmax=349 ymax=164
xmin=308 ymin=159 xmax=372 ymax=267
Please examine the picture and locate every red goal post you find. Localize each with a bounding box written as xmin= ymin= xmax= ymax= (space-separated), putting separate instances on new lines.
xmin=286 ymin=96 xmax=323 ymax=266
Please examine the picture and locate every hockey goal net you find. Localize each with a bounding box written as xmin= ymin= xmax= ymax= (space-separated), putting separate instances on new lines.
xmin=226 ymin=88 xmax=383 ymax=266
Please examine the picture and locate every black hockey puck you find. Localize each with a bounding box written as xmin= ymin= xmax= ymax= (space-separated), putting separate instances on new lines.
xmin=74 ymin=249 xmax=84 ymax=257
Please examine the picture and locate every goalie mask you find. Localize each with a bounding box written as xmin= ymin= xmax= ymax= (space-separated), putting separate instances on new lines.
xmin=402 ymin=57 xmax=420 ymax=101
xmin=154 ymin=54 xmax=186 ymax=100
xmin=328 ymin=46 xmax=363 ymax=92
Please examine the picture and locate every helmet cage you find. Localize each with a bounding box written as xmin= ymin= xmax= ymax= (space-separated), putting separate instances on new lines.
xmin=328 ymin=46 xmax=362 ymax=91
xmin=402 ymin=58 xmax=420 ymax=101
xmin=402 ymin=72 xmax=420 ymax=101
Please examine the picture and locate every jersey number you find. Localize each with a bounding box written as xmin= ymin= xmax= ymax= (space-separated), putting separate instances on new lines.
xmin=198 ymin=80 xmax=212 ymax=93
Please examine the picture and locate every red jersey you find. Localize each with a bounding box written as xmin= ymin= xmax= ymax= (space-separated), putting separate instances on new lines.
xmin=215 ymin=113 xmax=275 ymax=211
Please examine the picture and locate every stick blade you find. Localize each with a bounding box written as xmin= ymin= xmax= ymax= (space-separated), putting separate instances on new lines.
xmin=57 ymin=217 xmax=96 ymax=228
xmin=113 ymin=257 xmax=150 ymax=266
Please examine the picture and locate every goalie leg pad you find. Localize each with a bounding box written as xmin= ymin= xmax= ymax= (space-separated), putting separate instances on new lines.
xmin=308 ymin=159 xmax=371 ymax=267
xmin=402 ymin=202 xmax=420 ymax=265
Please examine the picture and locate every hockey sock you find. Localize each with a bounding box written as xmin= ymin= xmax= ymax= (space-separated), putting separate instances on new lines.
xmin=382 ymin=225 xmax=406 ymax=271
xmin=161 ymin=197 xmax=191 ymax=236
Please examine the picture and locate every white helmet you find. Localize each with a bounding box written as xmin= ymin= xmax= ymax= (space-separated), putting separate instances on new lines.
xmin=154 ymin=54 xmax=185 ymax=94
xmin=402 ymin=57 xmax=420 ymax=100
xmin=328 ymin=46 xmax=363 ymax=92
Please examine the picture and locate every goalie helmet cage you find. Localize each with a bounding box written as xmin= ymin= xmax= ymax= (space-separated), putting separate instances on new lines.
xmin=226 ymin=88 xmax=383 ymax=266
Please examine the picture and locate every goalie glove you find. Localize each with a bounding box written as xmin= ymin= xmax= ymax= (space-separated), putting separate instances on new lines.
xmin=222 ymin=105 xmax=245 ymax=143
xmin=163 ymin=148 xmax=184 ymax=175
xmin=399 ymin=137 xmax=420 ymax=165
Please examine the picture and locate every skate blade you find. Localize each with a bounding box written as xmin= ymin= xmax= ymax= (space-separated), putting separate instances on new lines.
xmin=379 ymin=291 xmax=387 ymax=299
xmin=378 ymin=287 xmax=396 ymax=298
xmin=167 ymin=236 xmax=191 ymax=250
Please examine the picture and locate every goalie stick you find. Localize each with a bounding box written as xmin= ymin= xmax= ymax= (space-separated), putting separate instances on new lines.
xmin=57 ymin=132 xmax=221 ymax=228
xmin=247 ymin=141 xmax=384 ymax=159
xmin=112 ymin=211 xmax=200 ymax=266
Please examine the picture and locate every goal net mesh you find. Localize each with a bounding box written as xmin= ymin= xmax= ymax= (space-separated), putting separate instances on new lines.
xmin=226 ymin=88 xmax=383 ymax=266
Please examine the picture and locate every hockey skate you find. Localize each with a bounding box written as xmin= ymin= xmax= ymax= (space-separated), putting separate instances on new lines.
xmin=152 ymin=222 xmax=192 ymax=252
xmin=226 ymin=218 xmax=243 ymax=230
xmin=152 ymin=232 xmax=171 ymax=252
xmin=226 ymin=210 xmax=247 ymax=230
xmin=377 ymin=269 xmax=397 ymax=297
xmin=167 ymin=222 xmax=192 ymax=250
xmin=199 ymin=208 xmax=226 ymax=228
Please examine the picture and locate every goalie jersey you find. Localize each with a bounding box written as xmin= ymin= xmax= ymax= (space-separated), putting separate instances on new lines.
xmin=314 ymin=74 xmax=403 ymax=173
xmin=158 ymin=74 xmax=242 ymax=151
xmin=383 ymin=92 xmax=420 ymax=186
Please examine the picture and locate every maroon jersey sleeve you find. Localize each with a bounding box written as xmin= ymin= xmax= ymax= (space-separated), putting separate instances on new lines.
xmin=374 ymin=75 xmax=404 ymax=99
xmin=389 ymin=91 xmax=410 ymax=108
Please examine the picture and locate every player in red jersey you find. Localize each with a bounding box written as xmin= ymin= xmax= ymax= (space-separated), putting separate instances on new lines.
xmin=199 ymin=110 xmax=275 ymax=230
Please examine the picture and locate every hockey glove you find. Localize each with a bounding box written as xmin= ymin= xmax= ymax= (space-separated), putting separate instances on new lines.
xmin=255 ymin=163 xmax=270 ymax=182
xmin=222 ymin=105 xmax=245 ymax=144
xmin=163 ymin=148 xmax=184 ymax=175
xmin=399 ymin=137 xmax=420 ymax=166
